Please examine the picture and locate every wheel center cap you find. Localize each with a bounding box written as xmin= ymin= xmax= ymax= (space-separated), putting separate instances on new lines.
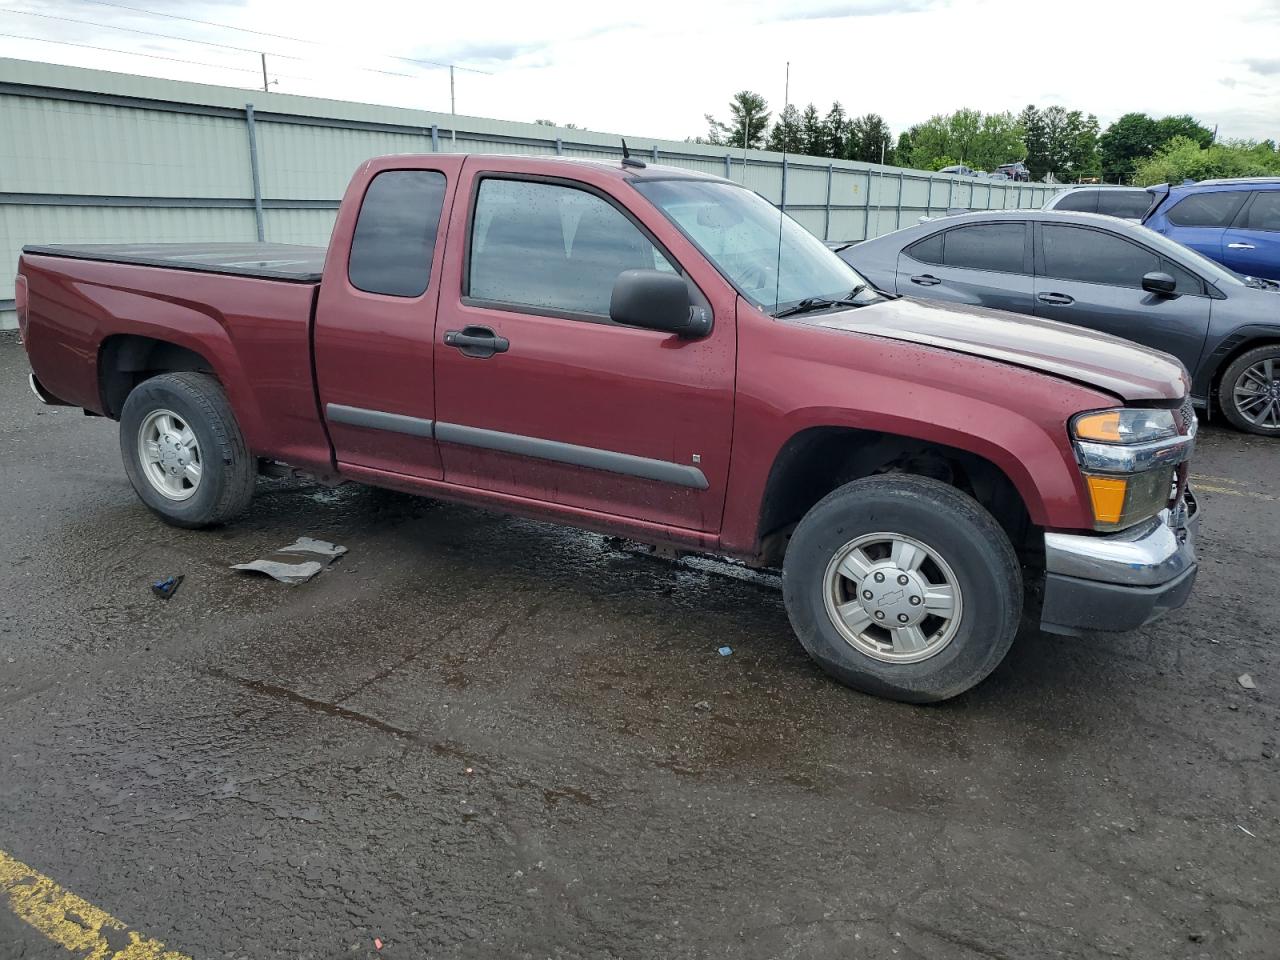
xmin=859 ymin=565 xmax=928 ymax=627
xmin=158 ymin=432 xmax=185 ymax=474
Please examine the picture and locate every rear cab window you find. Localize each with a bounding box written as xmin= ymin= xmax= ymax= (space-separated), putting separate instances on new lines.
xmin=348 ymin=170 xmax=448 ymax=297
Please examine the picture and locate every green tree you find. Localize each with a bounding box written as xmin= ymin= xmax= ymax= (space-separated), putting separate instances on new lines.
xmin=1099 ymin=113 xmax=1160 ymax=182
xmin=703 ymin=91 xmax=770 ymax=149
xmin=766 ymin=103 xmax=804 ymax=153
xmin=903 ymin=108 xmax=1021 ymax=171
xmin=1133 ymin=137 xmax=1280 ymax=185
xmin=847 ymin=113 xmax=893 ymax=164
xmin=822 ymin=102 xmax=848 ymax=159
xmin=799 ymin=104 xmax=825 ymax=156
xmin=1020 ymin=104 xmax=1049 ymax=180
xmin=1155 ymin=115 xmax=1214 ymax=149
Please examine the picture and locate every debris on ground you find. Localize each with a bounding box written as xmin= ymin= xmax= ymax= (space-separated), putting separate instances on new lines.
xmin=1238 ymin=824 xmax=1256 ymax=838
xmin=150 ymin=574 xmax=184 ymax=600
xmin=231 ymin=538 xmax=347 ymax=585
xmin=693 ymin=700 xmax=712 ymax=711
xmin=718 ymin=646 xmax=733 ymax=657
xmin=373 ymin=937 xmax=383 ymax=950
xmin=1238 ymin=673 xmax=1256 ymax=690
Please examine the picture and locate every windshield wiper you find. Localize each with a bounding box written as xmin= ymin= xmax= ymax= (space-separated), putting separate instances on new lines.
xmin=773 ymin=285 xmax=870 ymax=318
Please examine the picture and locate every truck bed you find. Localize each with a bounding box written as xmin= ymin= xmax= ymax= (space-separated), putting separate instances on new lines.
xmin=21 ymin=242 xmax=326 ymax=283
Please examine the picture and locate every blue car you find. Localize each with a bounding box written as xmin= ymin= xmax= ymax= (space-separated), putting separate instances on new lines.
xmin=1143 ymin=178 xmax=1280 ymax=282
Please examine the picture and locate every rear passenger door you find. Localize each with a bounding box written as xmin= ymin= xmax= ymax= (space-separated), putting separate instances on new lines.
xmin=896 ymin=221 xmax=1033 ymax=315
xmin=1220 ymin=190 xmax=1280 ymax=280
xmin=1032 ymin=222 xmax=1210 ymax=372
xmin=314 ymin=158 xmax=462 ymax=479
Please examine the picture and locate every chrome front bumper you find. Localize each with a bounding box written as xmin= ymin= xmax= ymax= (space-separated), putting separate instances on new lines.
xmin=1039 ymin=489 xmax=1200 ymax=635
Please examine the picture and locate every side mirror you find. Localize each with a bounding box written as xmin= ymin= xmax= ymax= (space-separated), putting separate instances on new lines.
xmin=1142 ymin=271 xmax=1177 ymax=296
xmin=609 ymin=270 xmax=709 ymax=338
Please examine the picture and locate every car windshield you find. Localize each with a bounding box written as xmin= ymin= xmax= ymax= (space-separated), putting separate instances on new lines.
xmin=632 ymin=178 xmax=874 ymax=314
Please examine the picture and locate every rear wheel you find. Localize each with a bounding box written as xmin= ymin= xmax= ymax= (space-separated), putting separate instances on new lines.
xmin=1219 ymin=345 xmax=1280 ymax=436
xmin=119 ymin=372 xmax=256 ymax=528
xmin=782 ymin=475 xmax=1022 ymax=703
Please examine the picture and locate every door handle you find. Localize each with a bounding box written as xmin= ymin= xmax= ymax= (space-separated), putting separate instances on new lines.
xmin=910 ymin=274 xmax=941 ymax=286
xmin=1037 ymin=292 xmax=1075 ymax=305
xmin=1227 ymin=242 xmax=1256 ymax=250
xmin=444 ymin=326 xmax=509 ymax=358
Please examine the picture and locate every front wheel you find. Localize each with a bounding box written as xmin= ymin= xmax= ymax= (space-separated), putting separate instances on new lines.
xmin=782 ymin=475 xmax=1022 ymax=703
xmin=1218 ymin=345 xmax=1280 ymax=436
xmin=119 ymin=372 xmax=256 ymax=528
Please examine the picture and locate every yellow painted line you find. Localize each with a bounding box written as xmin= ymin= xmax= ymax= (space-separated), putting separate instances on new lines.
xmin=0 ymin=848 xmax=190 ymax=960
xmin=1195 ymin=482 xmax=1276 ymax=502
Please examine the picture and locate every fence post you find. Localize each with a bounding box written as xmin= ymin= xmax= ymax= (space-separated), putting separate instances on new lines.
xmin=926 ymin=176 xmax=934 ymax=216
xmin=895 ymin=172 xmax=904 ymax=229
xmin=780 ymin=155 xmax=788 ymax=212
xmin=430 ymin=124 xmax=439 ymax=152
xmin=555 ymin=137 xmax=563 ymax=156
xmin=652 ymin=145 xmax=658 ymax=163
xmin=823 ymin=163 xmax=833 ymax=242
xmin=244 ymin=103 xmax=265 ymax=243
xmin=724 ymin=153 xmax=731 ymax=178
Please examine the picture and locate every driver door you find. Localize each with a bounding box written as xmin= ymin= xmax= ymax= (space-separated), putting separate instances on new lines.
xmin=431 ymin=159 xmax=737 ymax=532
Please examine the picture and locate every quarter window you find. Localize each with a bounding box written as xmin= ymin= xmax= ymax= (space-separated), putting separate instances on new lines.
xmin=906 ymin=231 xmax=943 ymax=265
xmin=1041 ymin=225 xmax=1158 ymax=288
xmin=469 ymin=178 xmax=675 ymax=317
xmin=1242 ymin=191 xmax=1280 ymax=231
xmin=1166 ymin=191 xmax=1247 ymax=228
xmin=942 ymin=223 xmax=1025 ymax=273
xmin=348 ymin=170 xmax=447 ymax=297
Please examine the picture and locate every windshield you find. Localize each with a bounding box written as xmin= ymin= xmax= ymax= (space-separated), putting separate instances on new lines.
xmin=632 ymin=178 xmax=872 ymax=314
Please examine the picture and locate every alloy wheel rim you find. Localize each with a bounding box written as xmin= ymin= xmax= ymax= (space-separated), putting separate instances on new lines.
xmin=822 ymin=532 xmax=963 ymax=664
xmin=138 ymin=409 xmax=202 ymax=501
xmin=1233 ymin=358 xmax=1280 ymax=428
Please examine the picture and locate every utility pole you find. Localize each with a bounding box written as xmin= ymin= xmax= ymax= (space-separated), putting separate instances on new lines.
xmin=450 ymin=65 xmax=456 ymax=149
xmin=260 ymin=53 xmax=268 ymax=93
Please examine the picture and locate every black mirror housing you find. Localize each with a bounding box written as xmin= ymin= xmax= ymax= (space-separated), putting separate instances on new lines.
xmin=609 ymin=270 xmax=708 ymax=338
xmin=1142 ymin=271 xmax=1177 ymax=296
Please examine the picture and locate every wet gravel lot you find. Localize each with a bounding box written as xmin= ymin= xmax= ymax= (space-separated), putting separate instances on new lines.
xmin=1 ymin=332 xmax=1276 ymax=959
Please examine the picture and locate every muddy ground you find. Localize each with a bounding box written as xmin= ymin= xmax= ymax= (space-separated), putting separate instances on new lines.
xmin=1 ymin=333 xmax=1276 ymax=959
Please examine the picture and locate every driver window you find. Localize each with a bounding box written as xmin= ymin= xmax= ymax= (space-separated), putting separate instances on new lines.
xmin=469 ymin=178 xmax=675 ymax=317
xmin=1041 ymin=225 xmax=1159 ymax=288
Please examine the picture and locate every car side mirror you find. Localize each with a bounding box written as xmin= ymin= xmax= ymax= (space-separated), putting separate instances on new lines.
xmin=1142 ymin=271 xmax=1177 ymax=296
xmin=609 ymin=269 xmax=709 ymax=338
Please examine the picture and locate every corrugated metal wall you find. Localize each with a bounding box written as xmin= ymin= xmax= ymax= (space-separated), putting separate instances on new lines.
xmin=0 ymin=57 xmax=1065 ymax=328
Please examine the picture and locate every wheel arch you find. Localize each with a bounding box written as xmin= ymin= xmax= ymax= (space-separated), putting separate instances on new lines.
xmin=752 ymin=425 xmax=1038 ymax=567
xmin=1197 ymin=327 xmax=1280 ymax=409
xmin=98 ymin=334 xmax=218 ymax=419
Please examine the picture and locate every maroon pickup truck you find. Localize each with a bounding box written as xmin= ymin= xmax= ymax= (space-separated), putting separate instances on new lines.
xmin=15 ymin=153 xmax=1200 ymax=702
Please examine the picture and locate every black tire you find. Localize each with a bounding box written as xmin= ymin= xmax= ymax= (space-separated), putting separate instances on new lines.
xmin=1218 ymin=344 xmax=1280 ymax=436
xmin=119 ymin=372 xmax=256 ymax=528
xmin=782 ymin=475 xmax=1022 ymax=703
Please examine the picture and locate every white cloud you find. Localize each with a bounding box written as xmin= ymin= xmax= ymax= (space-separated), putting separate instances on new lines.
xmin=1 ymin=0 xmax=1277 ymax=141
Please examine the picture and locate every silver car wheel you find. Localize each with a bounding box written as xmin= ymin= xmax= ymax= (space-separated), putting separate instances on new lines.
xmin=1233 ymin=358 xmax=1280 ymax=428
xmin=138 ymin=408 xmax=202 ymax=501
xmin=822 ymin=531 xmax=963 ymax=664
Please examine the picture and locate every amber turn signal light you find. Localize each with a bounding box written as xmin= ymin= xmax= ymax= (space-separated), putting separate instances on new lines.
xmin=1085 ymin=475 xmax=1128 ymax=526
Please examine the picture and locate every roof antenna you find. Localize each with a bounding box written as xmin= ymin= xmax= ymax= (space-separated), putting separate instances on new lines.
xmin=621 ymin=138 xmax=646 ymax=169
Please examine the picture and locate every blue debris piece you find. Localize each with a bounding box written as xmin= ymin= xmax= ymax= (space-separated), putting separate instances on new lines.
xmin=151 ymin=574 xmax=184 ymax=600
xmin=718 ymin=645 xmax=733 ymax=657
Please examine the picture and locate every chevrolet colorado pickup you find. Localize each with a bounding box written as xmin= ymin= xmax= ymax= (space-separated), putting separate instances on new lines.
xmin=16 ymin=153 xmax=1200 ymax=702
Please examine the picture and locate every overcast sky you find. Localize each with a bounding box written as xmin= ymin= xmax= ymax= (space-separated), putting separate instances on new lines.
xmin=2 ymin=0 xmax=1278 ymax=144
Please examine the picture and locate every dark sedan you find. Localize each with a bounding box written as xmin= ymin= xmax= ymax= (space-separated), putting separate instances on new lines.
xmin=839 ymin=210 xmax=1280 ymax=435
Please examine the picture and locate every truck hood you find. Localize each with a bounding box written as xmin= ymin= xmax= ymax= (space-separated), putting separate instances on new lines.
xmin=801 ymin=296 xmax=1188 ymax=403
